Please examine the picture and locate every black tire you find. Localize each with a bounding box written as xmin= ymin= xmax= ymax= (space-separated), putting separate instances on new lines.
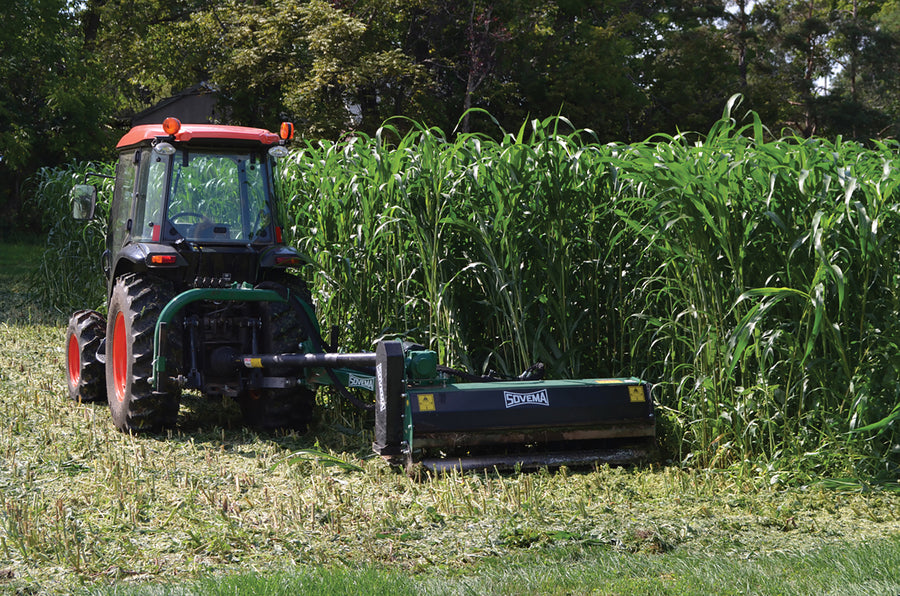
xmin=238 ymin=273 xmax=317 ymax=431
xmin=106 ymin=273 xmax=181 ymax=432
xmin=65 ymin=309 xmax=106 ymax=403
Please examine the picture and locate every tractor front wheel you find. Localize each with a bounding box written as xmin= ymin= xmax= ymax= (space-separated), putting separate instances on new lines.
xmin=65 ymin=309 xmax=106 ymax=403
xmin=106 ymin=273 xmax=181 ymax=432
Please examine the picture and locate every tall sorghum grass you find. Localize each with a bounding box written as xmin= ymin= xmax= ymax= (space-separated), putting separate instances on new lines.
xmin=27 ymin=161 xmax=114 ymax=315
xmin=30 ymin=99 xmax=899 ymax=479
xmin=615 ymin=100 xmax=899 ymax=478
xmin=277 ymin=115 xmax=643 ymax=379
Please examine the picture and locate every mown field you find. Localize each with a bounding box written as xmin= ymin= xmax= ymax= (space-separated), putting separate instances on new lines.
xmin=1 ymin=242 xmax=899 ymax=594
xmin=5 ymin=101 xmax=899 ymax=593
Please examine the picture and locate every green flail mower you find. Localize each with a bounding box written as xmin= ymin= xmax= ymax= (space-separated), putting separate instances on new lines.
xmin=65 ymin=118 xmax=656 ymax=472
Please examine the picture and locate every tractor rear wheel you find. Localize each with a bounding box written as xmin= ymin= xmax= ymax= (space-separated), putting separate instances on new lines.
xmin=65 ymin=309 xmax=106 ymax=403
xmin=238 ymin=273 xmax=317 ymax=431
xmin=106 ymin=273 xmax=181 ymax=432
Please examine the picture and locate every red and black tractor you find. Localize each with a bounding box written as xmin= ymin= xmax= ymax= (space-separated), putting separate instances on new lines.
xmin=66 ymin=118 xmax=317 ymax=432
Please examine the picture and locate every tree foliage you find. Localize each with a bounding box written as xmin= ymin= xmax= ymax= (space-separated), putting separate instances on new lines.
xmin=5 ymin=0 xmax=900 ymax=223
xmin=0 ymin=0 xmax=113 ymax=227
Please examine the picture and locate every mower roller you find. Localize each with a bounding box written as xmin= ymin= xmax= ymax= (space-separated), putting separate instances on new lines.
xmin=65 ymin=117 xmax=655 ymax=472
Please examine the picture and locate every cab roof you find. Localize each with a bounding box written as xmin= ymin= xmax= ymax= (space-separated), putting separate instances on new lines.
xmin=117 ymin=123 xmax=281 ymax=149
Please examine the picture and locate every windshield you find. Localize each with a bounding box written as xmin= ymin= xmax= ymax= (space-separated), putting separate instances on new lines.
xmin=162 ymin=150 xmax=273 ymax=243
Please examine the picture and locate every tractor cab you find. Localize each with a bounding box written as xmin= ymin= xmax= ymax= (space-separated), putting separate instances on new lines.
xmin=74 ymin=118 xmax=302 ymax=292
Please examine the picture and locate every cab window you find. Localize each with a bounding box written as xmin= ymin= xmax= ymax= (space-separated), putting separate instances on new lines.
xmin=165 ymin=150 xmax=272 ymax=243
xmin=132 ymin=151 xmax=167 ymax=242
xmin=109 ymin=150 xmax=137 ymax=252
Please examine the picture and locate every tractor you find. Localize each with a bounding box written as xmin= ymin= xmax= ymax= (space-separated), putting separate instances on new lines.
xmin=65 ymin=118 xmax=316 ymax=432
xmin=65 ymin=117 xmax=656 ymax=471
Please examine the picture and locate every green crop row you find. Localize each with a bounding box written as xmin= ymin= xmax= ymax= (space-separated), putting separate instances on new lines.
xmin=28 ymin=160 xmax=114 ymax=314
xmin=278 ymin=99 xmax=899 ymax=479
xmin=29 ymin=98 xmax=899 ymax=480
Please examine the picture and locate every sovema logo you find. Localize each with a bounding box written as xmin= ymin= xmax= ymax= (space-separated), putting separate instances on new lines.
xmin=504 ymin=389 xmax=550 ymax=408
xmin=348 ymin=373 xmax=375 ymax=392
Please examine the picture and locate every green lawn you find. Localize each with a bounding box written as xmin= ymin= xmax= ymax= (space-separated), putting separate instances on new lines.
xmin=0 ymin=243 xmax=42 ymax=286
xmin=90 ymin=535 xmax=900 ymax=595
xmin=0 ymin=243 xmax=54 ymax=323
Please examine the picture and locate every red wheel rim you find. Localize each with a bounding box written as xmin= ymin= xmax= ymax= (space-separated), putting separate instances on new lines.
xmin=113 ymin=311 xmax=128 ymax=403
xmin=67 ymin=334 xmax=81 ymax=386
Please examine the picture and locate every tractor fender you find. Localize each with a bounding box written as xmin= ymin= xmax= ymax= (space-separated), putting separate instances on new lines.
xmin=258 ymin=244 xmax=308 ymax=268
xmin=109 ymin=243 xmax=187 ymax=294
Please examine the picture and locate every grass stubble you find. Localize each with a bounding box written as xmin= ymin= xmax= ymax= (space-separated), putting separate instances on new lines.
xmin=0 ymin=244 xmax=898 ymax=595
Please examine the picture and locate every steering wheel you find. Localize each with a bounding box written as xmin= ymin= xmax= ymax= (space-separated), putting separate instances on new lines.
xmin=170 ymin=211 xmax=206 ymax=223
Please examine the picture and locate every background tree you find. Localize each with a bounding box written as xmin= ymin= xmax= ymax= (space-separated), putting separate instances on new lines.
xmin=751 ymin=0 xmax=836 ymax=136
xmin=0 ymin=0 xmax=112 ymax=234
xmin=287 ymin=0 xmax=434 ymax=137
xmin=89 ymin=0 xmax=216 ymax=121
xmin=822 ymin=0 xmax=900 ymax=138
xmin=187 ymin=0 xmax=309 ymax=128
xmin=492 ymin=1 xmax=649 ymax=140
xmin=637 ymin=1 xmax=743 ymax=137
xmin=7 ymin=0 xmax=900 ymax=237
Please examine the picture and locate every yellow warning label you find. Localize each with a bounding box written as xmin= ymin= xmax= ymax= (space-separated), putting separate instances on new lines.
xmin=417 ymin=394 xmax=435 ymax=412
xmin=243 ymin=357 xmax=263 ymax=369
xmin=628 ymin=385 xmax=645 ymax=403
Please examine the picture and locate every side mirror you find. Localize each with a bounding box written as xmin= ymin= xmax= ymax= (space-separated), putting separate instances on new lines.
xmin=71 ymin=185 xmax=97 ymax=220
